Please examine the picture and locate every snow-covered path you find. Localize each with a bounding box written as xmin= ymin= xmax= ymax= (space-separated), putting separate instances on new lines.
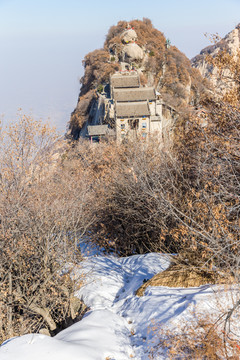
xmin=73 ymin=253 xmax=171 ymax=359
xmin=0 ymin=253 xmax=234 ymax=359
xmin=73 ymin=253 xmax=217 ymax=359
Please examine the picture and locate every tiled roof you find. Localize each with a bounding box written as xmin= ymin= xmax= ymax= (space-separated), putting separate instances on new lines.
xmin=111 ymin=74 xmax=140 ymax=88
xmin=113 ymin=87 xmax=156 ymax=102
xmin=87 ymin=125 xmax=109 ymax=136
xmin=115 ymin=101 xmax=150 ymax=117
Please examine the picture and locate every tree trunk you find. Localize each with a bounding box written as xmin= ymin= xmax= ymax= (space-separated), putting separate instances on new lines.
xmin=29 ymin=303 xmax=56 ymax=331
xmin=7 ymin=270 xmax=13 ymax=338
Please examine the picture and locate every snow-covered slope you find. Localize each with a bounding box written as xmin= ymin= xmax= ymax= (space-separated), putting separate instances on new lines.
xmin=0 ymin=253 xmax=237 ymax=359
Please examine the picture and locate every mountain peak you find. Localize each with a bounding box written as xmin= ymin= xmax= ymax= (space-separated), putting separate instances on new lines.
xmin=68 ymin=19 xmax=207 ymax=139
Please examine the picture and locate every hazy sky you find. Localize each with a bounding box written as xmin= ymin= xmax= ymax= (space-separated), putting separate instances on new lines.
xmin=0 ymin=0 xmax=240 ymax=134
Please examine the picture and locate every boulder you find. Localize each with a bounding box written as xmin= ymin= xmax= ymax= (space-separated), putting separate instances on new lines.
xmin=121 ymin=29 xmax=137 ymax=44
xmin=122 ymin=43 xmax=144 ymax=62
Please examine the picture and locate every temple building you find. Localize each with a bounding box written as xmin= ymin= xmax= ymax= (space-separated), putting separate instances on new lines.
xmin=102 ymin=71 xmax=177 ymax=142
xmin=84 ymin=25 xmax=177 ymax=144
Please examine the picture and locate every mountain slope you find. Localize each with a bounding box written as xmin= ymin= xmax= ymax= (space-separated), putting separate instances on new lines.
xmin=68 ymin=19 xmax=207 ymax=139
xmin=191 ymin=24 xmax=240 ymax=94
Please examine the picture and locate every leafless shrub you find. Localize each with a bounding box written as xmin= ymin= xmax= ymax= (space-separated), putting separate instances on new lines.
xmin=148 ymin=312 xmax=240 ymax=360
xmin=81 ymin=99 xmax=239 ymax=276
xmin=0 ymin=115 xmax=95 ymax=342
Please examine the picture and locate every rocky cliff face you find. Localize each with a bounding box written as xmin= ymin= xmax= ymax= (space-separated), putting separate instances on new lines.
xmin=68 ymin=19 xmax=208 ymax=140
xmin=191 ymin=24 xmax=240 ymax=94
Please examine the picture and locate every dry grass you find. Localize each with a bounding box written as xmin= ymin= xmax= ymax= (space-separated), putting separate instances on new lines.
xmin=136 ymin=264 xmax=234 ymax=296
xmin=148 ymin=315 xmax=240 ymax=360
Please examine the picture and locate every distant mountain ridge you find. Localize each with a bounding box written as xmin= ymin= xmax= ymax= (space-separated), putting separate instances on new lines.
xmin=191 ymin=24 xmax=240 ymax=94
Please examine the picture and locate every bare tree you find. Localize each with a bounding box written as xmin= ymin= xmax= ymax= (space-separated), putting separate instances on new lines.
xmin=0 ymin=115 xmax=95 ymax=342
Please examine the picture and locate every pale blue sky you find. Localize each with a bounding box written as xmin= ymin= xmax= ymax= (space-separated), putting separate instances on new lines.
xmin=0 ymin=0 xmax=239 ymax=133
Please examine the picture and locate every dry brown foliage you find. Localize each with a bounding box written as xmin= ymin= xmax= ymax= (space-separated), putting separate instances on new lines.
xmin=80 ymin=49 xmax=120 ymax=95
xmin=69 ymin=90 xmax=97 ymax=139
xmin=148 ymin=285 xmax=240 ymax=359
xmin=172 ymin=97 xmax=240 ymax=273
xmin=148 ymin=313 xmax=240 ymax=359
xmin=70 ymin=111 xmax=239 ymax=273
xmin=136 ymin=265 xmax=235 ymax=296
xmin=0 ymin=115 xmax=95 ymax=342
